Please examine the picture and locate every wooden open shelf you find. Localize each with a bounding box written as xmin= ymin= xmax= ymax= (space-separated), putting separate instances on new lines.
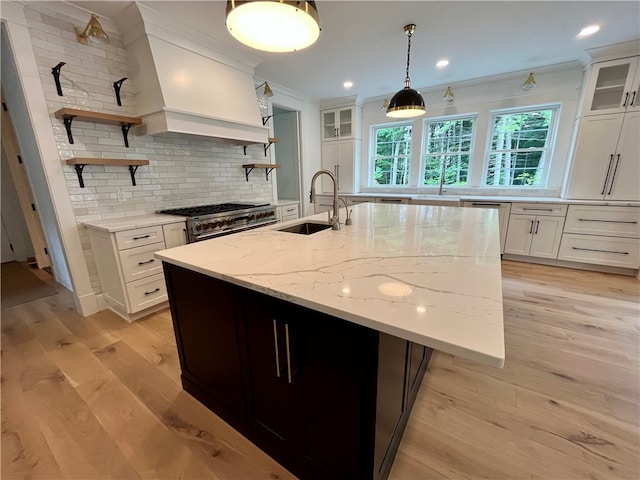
xmin=239 ymin=137 xmax=279 ymax=156
xmin=65 ymin=158 xmax=149 ymax=188
xmin=54 ymin=108 xmax=143 ymax=147
xmin=242 ymin=163 xmax=280 ymax=181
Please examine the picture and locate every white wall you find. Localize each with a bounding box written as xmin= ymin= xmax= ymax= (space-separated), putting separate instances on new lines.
xmin=360 ymin=64 xmax=584 ymax=196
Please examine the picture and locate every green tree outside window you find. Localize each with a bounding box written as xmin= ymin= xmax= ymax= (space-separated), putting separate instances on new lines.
xmin=423 ymin=118 xmax=474 ymax=186
xmin=372 ymin=125 xmax=412 ymax=185
xmin=485 ymin=109 xmax=554 ymax=186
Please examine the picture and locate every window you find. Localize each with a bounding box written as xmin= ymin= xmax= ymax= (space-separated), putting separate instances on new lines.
xmin=423 ymin=116 xmax=474 ymax=186
xmin=372 ymin=124 xmax=412 ymax=186
xmin=485 ymin=107 xmax=557 ymax=186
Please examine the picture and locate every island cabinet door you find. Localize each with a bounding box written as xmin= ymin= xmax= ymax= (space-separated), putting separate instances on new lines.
xmin=241 ymin=295 xmax=298 ymax=464
xmin=291 ymin=303 xmax=379 ymax=480
xmin=163 ymin=264 xmax=245 ymax=421
xmin=240 ymin=288 xmax=380 ymax=480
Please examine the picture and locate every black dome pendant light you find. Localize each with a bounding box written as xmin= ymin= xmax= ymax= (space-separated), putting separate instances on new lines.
xmin=387 ymin=24 xmax=426 ymax=118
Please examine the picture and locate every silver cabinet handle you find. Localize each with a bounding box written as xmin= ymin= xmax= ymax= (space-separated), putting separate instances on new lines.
xmin=143 ymin=287 xmax=160 ymax=295
xmin=529 ymin=220 xmax=534 ymax=234
xmin=572 ymin=247 xmax=629 ymax=255
xmin=137 ymin=258 xmax=155 ymax=266
xmin=578 ymin=218 xmax=638 ymax=224
xmin=631 ymin=91 xmax=637 ymax=107
xmin=622 ymin=91 xmax=630 ymax=107
xmin=133 ymin=234 xmax=151 ymax=240
xmin=272 ymin=319 xmax=281 ymax=378
xmin=284 ymin=323 xmax=292 ymax=384
xmin=601 ymin=155 xmax=615 ymax=195
xmin=380 ymin=198 xmax=402 ymax=203
xmin=607 ymin=154 xmax=621 ymax=195
xmin=534 ymin=220 xmax=540 ymax=234
xmin=522 ymin=207 xmax=553 ymax=212
xmin=471 ymin=202 xmax=501 ymax=206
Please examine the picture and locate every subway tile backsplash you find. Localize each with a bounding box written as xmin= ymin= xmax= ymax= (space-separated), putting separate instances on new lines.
xmin=25 ymin=4 xmax=274 ymax=293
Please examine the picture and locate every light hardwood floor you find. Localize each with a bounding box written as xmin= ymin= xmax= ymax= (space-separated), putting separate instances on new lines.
xmin=2 ymin=260 xmax=639 ymax=479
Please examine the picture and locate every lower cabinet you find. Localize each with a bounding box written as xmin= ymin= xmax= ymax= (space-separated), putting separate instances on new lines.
xmin=558 ymin=205 xmax=640 ymax=269
xmin=504 ymin=215 xmax=565 ymax=258
xmin=462 ymin=201 xmax=511 ymax=254
xmin=163 ymin=263 xmax=431 ymax=480
xmin=504 ymin=203 xmax=567 ymax=259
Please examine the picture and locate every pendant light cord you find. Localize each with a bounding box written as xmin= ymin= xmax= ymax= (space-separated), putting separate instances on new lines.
xmin=405 ymin=30 xmax=412 ymax=82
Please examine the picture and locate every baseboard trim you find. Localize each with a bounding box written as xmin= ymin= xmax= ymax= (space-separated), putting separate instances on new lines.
xmin=502 ymin=254 xmax=639 ymax=276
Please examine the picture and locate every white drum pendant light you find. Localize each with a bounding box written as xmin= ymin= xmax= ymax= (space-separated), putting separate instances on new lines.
xmin=387 ymin=24 xmax=425 ymax=118
xmin=226 ymin=1 xmax=320 ymax=52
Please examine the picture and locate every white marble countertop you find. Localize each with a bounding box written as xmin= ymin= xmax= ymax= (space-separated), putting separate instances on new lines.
xmin=83 ymin=214 xmax=187 ymax=233
xmin=156 ymin=203 xmax=505 ymax=368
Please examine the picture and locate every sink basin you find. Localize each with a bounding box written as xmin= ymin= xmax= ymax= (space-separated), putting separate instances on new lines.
xmin=277 ymin=222 xmax=332 ymax=235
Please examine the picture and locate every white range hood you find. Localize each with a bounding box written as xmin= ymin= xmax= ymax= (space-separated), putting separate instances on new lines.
xmin=116 ymin=3 xmax=268 ymax=144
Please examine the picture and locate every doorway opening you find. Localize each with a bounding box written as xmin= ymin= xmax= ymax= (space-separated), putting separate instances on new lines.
xmin=272 ymin=106 xmax=302 ymax=203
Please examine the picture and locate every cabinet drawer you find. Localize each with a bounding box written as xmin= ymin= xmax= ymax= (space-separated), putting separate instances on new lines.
xmin=347 ymin=196 xmax=374 ymax=206
xmin=376 ymin=197 xmax=410 ymax=204
xmin=510 ymin=203 xmax=567 ymax=216
xmin=558 ymin=234 xmax=640 ymax=269
xmin=120 ymin=242 xmax=165 ymax=283
xmin=281 ymin=204 xmax=299 ymax=218
xmin=115 ymin=225 xmax=164 ymax=250
xmin=564 ymin=205 xmax=640 ymax=238
xmin=126 ymin=273 xmax=168 ymax=313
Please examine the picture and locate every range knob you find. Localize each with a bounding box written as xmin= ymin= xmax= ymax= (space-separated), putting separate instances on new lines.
xmin=195 ymin=223 xmax=203 ymax=231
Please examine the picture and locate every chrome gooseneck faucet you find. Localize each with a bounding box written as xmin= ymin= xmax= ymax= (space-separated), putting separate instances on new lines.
xmin=310 ymin=169 xmax=340 ymax=230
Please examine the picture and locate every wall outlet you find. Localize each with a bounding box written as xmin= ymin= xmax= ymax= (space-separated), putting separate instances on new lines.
xmin=117 ymin=190 xmax=126 ymax=202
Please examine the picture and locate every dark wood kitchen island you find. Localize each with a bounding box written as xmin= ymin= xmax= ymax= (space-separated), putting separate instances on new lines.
xmin=156 ymin=203 xmax=505 ymax=480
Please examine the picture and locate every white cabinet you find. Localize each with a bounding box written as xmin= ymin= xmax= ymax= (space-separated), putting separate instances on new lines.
xmin=313 ymin=194 xmax=334 ymax=214
xmin=321 ymin=140 xmax=359 ymax=193
xmin=565 ymin=112 xmax=639 ymax=201
xmin=558 ymin=205 xmax=640 ymax=269
xmin=87 ymin=220 xmax=187 ymax=321
xmin=277 ymin=203 xmax=300 ymax=222
xmin=347 ymin=196 xmax=374 ymax=206
xmin=322 ymin=106 xmax=358 ymax=140
xmin=462 ymin=201 xmax=511 ymax=254
xmin=504 ymin=203 xmax=567 ymax=259
xmin=163 ymin=222 xmax=188 ymax=248
xmin=582 ymin=57 xmax=639 ymax=116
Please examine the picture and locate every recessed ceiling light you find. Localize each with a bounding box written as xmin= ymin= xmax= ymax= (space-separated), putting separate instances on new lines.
xmin=578 ymin=24 xmax=600 ymax=38
xmin=343 ymin=81 xmax=353 ymax=89
xmin=436 ymin=59 xmax=449 ymax=68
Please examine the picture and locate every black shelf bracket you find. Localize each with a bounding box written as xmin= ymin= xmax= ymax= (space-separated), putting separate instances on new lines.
xmin=262 ymin=115 xmax=274 ymax=125
xmin=242 ymin=145 xmax=249 ymax=155
xmin=243 ymin=166 xmax=277 ymax=181
xmin=73 ymin=164 xmax=86 ymax=188
xmin=263 ymin=140 xmax=275 ymax=156
xmin=62 ymin=115 xmax=77 ymax=144
xmin=121 ymin=123 xmax=133 ymax=147
xmin=113 ymin=77 xmax=127 ymax=106
xmin=128 ymin=165 xmax=139 ymax=186
xmin=51 ymin=62 xmax=65 ymax=96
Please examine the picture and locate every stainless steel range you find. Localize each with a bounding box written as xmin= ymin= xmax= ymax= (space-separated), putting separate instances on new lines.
xmin=159 ymin=202 xmax=277 ymax=243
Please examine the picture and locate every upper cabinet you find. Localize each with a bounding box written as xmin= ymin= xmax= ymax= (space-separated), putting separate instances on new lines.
xmin=582 ymin=57 xmax=640 ymax=116
xmin=321 ymin=106 xmax=361 ymax=141
xmin=565 ymin=112 xmax=639 ymax=201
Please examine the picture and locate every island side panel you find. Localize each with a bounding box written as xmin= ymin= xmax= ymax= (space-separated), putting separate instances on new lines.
xmin=163 ymin=262 xmax=246 ymax=422
xmin=374 ymin=336 xmax=431 ymax=480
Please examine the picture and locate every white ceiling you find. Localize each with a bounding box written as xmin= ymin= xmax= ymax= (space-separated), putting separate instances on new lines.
xmin=67 ymin=1 xmax=640 ymax=101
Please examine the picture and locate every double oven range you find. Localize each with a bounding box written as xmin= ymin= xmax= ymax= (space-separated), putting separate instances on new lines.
xmin=159 ymin=202 xmax=278 ymax=243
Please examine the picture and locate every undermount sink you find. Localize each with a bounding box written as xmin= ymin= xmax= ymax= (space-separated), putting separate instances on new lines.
xmin=277 ymin=222 xmax=332 ymax=235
